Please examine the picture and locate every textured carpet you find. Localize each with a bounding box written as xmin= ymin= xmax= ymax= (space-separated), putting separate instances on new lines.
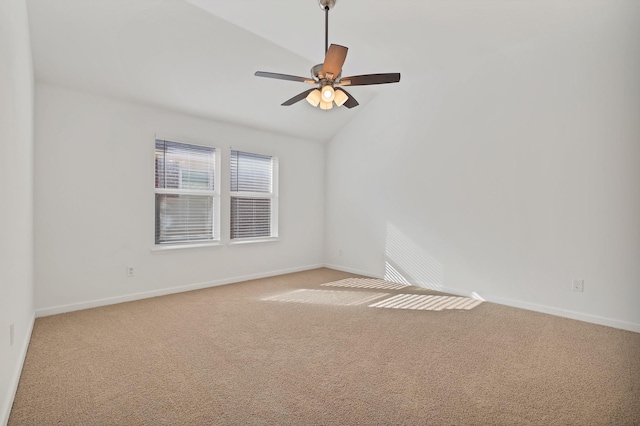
xmin=9 ymin=268 xmax=640 ymax=425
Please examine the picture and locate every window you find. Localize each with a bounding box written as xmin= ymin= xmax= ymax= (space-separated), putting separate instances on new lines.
xmin=230 ymin=150 xmax=278 ymax=241
xmin=155 ymin=139 xmax=219 ymax=244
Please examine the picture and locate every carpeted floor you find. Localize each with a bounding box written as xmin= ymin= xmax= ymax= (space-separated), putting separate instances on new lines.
xmin=9 ymin=268 xmax=640 ymax=425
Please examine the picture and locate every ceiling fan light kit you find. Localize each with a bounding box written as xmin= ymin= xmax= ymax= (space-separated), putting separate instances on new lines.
xmin=255 ymin=0 xmax=400 ymax=110
xmin=333 ymin=89 xmax=348 ymax=106
xmin=321 ymin=85 xmax=335 ymax=102
xmin=320 ymin=101 xmax=333 ymax=110
xmin=306 ymin=89 xmax=322 ymax=107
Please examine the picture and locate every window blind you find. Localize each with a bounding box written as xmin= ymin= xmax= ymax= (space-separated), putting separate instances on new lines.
xmin=155 ymin=140 xmax=217 ymax=244
xmin=230 ymin=150 xmax=275 ymax=240
xmin=230 ymin=150 xmax=272 ymax=193
xmin=230 ymin=197 xmax=271 ymax=239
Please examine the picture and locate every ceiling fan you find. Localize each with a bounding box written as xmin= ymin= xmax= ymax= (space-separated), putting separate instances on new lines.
xmin=254 ymin=0 xmax=401 ymax=110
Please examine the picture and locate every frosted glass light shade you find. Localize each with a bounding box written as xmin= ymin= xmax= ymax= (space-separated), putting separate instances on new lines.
xmin=306 ymin=89 xmax=321 ymax=107
xmin=321 ymin=85 xmax=335 ymax=102
xmin=334 ymin=89 xmax=348 ymax=107
xmin=320 ymin=101 xmax=333 ymax=110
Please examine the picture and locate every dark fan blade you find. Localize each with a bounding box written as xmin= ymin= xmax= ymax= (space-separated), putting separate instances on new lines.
xmin=339 ymin=73 xmax=401 ymax=86
xmin=322 ymin=44 xmax=348 ymax=78
xmin=335 ymin=88 xmax=359 ymax=109
xmin=281 ymin=89 xmax=316 ymax=106
xmin=255 ymin=71 xmax=315 ymax=84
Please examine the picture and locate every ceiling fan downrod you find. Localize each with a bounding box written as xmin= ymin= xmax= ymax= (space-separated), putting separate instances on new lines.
xmin=318 ymin=0 xmax=336 ymax=54
xmin=325 ymin=6 xmax=329 ymax=54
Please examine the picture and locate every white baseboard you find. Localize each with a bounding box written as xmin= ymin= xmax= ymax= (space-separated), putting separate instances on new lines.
xmin=1 ymin=311 xmax=35 ymax=426
xmin=36 ymin=264 xmax=325 ymax=318
xmin=323 ymin=263 xmax=379 ymax=278
xmin=323 ymin=265 xmax=640 ymax=334
xmin=486 ymin=295 xmax=640 ymax=334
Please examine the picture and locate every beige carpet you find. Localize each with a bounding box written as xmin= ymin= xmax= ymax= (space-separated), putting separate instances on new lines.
xmin=9 ymin=268 xmax=640 ymax=425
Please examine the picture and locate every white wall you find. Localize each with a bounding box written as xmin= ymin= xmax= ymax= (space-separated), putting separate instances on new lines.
xmin=325 ymin=2 xmax=640 ymax=332
xmin=0 ymin=0 xmax=35 ymax=424
xmin=34 ymin=83 xmax=324 ymax=314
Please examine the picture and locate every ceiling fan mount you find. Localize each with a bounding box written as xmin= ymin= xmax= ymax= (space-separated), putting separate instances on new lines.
xmin=318 ymin=0 xmax=336 ymax=11
xmin=254 ymin=0 xmax=400 ymax=110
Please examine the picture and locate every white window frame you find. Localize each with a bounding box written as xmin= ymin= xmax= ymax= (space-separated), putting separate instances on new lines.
xmin=229 ymin=149 xmax=279 ymax=243
xmin=154 ymin=138 xmax=221 ymax=248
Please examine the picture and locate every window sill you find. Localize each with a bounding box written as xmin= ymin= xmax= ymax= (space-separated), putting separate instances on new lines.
xmin=228 ymin=237 xmax=279 ymax=246
xmin=151 ymin=241 xmax=222 ymax=253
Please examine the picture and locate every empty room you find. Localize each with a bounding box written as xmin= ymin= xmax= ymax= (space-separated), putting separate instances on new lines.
xmin=1 ymin=0 xmax=639 ymax=424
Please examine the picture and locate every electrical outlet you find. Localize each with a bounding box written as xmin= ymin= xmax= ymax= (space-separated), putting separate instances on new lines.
xmin=10 ymin=323 xmax=14 ymax=346
xmin=127 ymin=266 xmax=135 ymax=277
xmin=572 ymin=279 xmax=584 ymax=292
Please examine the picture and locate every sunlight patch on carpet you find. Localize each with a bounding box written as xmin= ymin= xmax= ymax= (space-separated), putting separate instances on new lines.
xmin=262 ymin=289 xmax=389 ymax=306
xmin=369 ymin=294 xmax=483 ymax=311
xmin=321 ymin=278 xmax=409 ymax=290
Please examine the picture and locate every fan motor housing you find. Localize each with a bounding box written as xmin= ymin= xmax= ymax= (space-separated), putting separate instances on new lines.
xmin=310 ymin=63 xmax=340 ymax=83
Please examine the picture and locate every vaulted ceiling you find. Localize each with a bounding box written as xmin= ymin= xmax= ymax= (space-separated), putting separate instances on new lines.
xmin=27 ymin=0 xmax=602 ymax=142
